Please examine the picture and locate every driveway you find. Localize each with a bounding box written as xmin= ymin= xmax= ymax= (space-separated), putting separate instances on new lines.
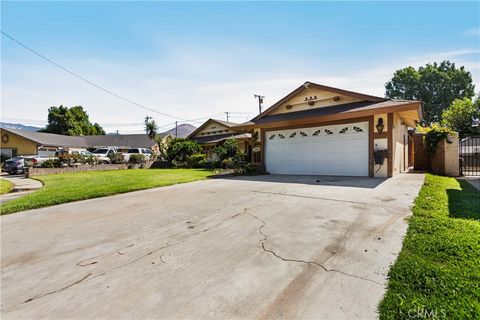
xmin=1 ymin=174 xmax=424 ymax=319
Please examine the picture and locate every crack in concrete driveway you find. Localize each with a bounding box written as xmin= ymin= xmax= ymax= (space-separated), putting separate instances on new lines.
xmin=1 ymin=174 xmax=424 ymax=319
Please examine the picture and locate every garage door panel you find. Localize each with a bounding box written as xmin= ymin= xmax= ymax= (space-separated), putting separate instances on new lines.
xmin=265 ymin=122 xmax=369 ymax=176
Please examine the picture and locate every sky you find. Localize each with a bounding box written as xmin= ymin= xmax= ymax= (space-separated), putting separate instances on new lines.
xmin=1 ymin=1 xmax=479 ymax=133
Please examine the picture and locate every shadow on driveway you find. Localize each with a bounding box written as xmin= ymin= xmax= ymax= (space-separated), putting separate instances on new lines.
xmin=215 ymin=174 xmax=388 ymax=189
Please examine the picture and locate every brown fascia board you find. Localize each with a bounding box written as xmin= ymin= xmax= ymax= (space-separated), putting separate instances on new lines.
xmin=236 ymin=101 xmax=422 ymax=130
xmin=252 ymin=81 xmax=386 ymax=121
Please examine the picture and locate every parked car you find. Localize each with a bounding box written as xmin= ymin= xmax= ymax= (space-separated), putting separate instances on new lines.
xmin=91 ymin=147 xmax=120 ymax=164
xmin=2 ymin=155 xmax=50 ymax=174
xmin=122 ymin=148 xmax=153 ymax=162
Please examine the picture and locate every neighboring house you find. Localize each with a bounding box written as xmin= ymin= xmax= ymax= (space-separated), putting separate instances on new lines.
xmin=188 ymin=119 xmax=251 ymax=161
xmin=235 ymin=81 xmax=423 ymax=177
xmin=0 ymin=128 xmax=168 ymax=158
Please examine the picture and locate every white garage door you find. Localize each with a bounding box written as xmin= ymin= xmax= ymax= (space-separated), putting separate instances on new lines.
xmin=265 ymin=122 xmax=369 ymax=176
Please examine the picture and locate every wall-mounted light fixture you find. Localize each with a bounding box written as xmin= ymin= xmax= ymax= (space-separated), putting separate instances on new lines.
xmin=376 ymin=117 xmax=385 ymax=134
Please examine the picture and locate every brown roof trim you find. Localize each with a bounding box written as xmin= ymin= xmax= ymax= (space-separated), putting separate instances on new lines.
xmin=253 ymin=81 xmax=386 ymax=121
xmin=187 ymin=118 xmax=240 ymax=139
xmin=236 ymin=101 xmax=422 ymax=130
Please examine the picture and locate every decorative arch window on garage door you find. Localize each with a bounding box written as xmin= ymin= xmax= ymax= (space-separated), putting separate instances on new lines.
xmin=353 ymin=126 xmax=364 ymax=132
xmin=289 ymin=132 xmax=297 ymax=138
xmin=278 ymin=133 xmax=286 ymax=139
xmin=268 ymin=134 xmax=276 ymax=140
xmin=339 ymin=127 xmax=349 ymax=134
xmin=325 ymin=129 xmax=334 ymax=135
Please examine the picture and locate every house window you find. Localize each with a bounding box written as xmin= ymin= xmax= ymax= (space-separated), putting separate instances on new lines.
xmin=325 ymin=129 xmax=333 ymax=135
xmin=339 ymin=127 xmax=349 ymax=134
xmin=353 ymin=126 xmax=363 ymax=132
xmin=289 ymin=132 xmax=297 ymax=138
xmin=313 ymin=129 xmax=322 ymax=136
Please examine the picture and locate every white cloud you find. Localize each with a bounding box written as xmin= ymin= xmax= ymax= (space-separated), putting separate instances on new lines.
xmin=2 ymin=45 xmax=479 ymax=133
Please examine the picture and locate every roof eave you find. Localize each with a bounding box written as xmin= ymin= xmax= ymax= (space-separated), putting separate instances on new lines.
xmin=235 ymin=102 xmax=422 ymax=130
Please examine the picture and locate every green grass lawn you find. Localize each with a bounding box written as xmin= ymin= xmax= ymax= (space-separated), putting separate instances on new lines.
xmin=379 ymin=174 xmax=480 ymax=319
xmin=0 ymin=169 xmax=213 ymax=215
xmin=0 ymin=178 xmax=14 ymax=195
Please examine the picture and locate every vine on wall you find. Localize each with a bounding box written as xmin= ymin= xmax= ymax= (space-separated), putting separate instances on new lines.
xmin=418 ymin=124 xmax=454 ymax=156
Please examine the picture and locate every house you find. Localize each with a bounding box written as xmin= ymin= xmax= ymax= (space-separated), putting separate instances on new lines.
xmin=234 ymin=81 xmax=423 ymax=177
xmin=0 ymin=127 xmax=168 ymax=158
xmin=188 ymin=119 xmax=251 ymax=161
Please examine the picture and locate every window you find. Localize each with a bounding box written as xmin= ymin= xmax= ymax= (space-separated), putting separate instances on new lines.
xmin=278 ymin=134 xmax=286 ymax=139
xmin=325 ymin=129 xmax=333 ymax=135
xmin=145 ymin=149 xmax=152 ymax=154
xmin=353 ymin=126 xmax=363 ymax=132
xmin=108 ymin=150 xmax=114 ymax=155
xmin=289 ymin=132 xmax=297 ymax=138
xmin=339 ymin=127 xmax=349 ymax=134
xmin=127 ymin=148 xmax=140 ymax=153
xmin=313 ymin=129 xmax=322 ymax=136
xmin=268 ymin=134 xmax=275 ymax=140
xmin=300 ymin=131 xmax=308 ymax=137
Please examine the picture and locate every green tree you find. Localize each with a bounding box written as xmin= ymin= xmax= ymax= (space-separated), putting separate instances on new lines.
xmin=442 ymin=97 xmax=480 ymax=137
xmin=43 ymin=105 xmax=105 ymax=135
xmin=166 ymin=138 xmax=202 ymax=164
xmin=213 ymin=138 xmax=240 ymax=161
xmin=385 ymin=61 xmax=475 ymax=125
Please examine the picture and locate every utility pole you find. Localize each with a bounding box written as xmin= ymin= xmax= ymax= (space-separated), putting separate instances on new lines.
xmin=225 ymin=112 xmax=230 ymax=122
xmin=144 ymin=116 xmax=152 ymax=134
xmin=175 ymin=121 xmax=178 ymax=138
xmin=254 ymin=94 xmax=265 ymax=114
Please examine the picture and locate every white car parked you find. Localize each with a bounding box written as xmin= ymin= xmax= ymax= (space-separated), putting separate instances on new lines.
xmin=122 ymin=148 xmax=153 ymax=162
xmin=91 ymin=147 xmax=120 ymax=164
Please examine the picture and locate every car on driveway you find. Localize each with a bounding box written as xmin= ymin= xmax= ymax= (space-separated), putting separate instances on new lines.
xmin=2 ymin=155 xmax=49 ymax=174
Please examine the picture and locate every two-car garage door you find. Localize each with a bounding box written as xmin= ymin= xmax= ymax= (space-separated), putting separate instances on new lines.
xmin=265 ymin=121 xmax=369 ymax=176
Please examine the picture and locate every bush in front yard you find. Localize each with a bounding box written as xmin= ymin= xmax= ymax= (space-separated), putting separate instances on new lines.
xmin=108 ymin=153 xmax=124 ymax=164
xmin=186 ymin=153 xmax=206 ymax=168
xmin=128 ymin=154 xmax=146 ymax=165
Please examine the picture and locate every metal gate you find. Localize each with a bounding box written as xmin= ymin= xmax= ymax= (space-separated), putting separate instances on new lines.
xmin=460 ymin=135 xmax=480 ymax=176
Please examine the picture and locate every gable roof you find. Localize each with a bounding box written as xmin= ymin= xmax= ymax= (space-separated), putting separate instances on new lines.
xmin=253 ymin=81 xmax=386 ymax=121
xmin=187 ymin=118 xmax=240 ymax=138
xmin=1 ymin=128 xmax=157 ymax=149
xmin=237 ymin=99 xmax=422 ymax=129
xmin=2 ymin=128 xmax=88 ymax=147
xmin=83 ymin=134 xmax=157 ymax=148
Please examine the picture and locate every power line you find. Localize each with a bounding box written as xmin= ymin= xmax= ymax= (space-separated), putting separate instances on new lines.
xmin=1 ymin=30 xmax=191 ymax=121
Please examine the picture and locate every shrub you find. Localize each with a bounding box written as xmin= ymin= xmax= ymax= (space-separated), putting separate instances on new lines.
xmin=214 ymin=138 xmax=240 ymax=161
xmin=166 ymin=138 xmax=202 ymax=164
xmin=128 ymin=154 xmax=146 ymax=165
xmin=108 ymin=153 xmax=124 ymax=164
xmin=186 ymin=153 xmax=206 ymax=168
xmin=41 ymin=159 xmax=61 ymax=168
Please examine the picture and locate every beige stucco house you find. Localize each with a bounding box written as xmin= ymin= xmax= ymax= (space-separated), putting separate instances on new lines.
xmin=234 ymin=81 xmax=423 ymax=177
xmin=188 ymin=119 xmax=251 ymax=161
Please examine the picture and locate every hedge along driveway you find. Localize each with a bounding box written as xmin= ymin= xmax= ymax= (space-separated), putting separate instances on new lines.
xmin=379 ymin=174 xmax=480 ymax=319
xmin=0 ymin=169 xmax=213 ymax=215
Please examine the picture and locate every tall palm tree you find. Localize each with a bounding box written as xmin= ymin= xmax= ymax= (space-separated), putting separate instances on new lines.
xmin=145 ymin=120 xmax=158 ymax=140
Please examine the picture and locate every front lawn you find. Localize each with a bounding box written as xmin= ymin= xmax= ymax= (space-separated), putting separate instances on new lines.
xmin=379 ymin=174 xmax=480 ymax=319
xmin=0 ymin=178 xmax=14 ymax=195
xmin=0 ymin=169 xmax=213 ymax=215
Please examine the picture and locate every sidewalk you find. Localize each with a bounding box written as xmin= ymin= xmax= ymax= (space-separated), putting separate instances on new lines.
xmin=462 ymin=176 xmax=480 ymax=191
xmin=0 ymin=174 xmax=43 ymax=203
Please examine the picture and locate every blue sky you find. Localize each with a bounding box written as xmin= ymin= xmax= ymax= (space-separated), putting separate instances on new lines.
xmin=2 ymin=1 xmax=479 ymax=133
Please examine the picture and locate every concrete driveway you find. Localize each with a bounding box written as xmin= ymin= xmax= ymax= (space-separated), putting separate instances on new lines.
xmin=1 ymin=174 xmax=424 ymax=319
